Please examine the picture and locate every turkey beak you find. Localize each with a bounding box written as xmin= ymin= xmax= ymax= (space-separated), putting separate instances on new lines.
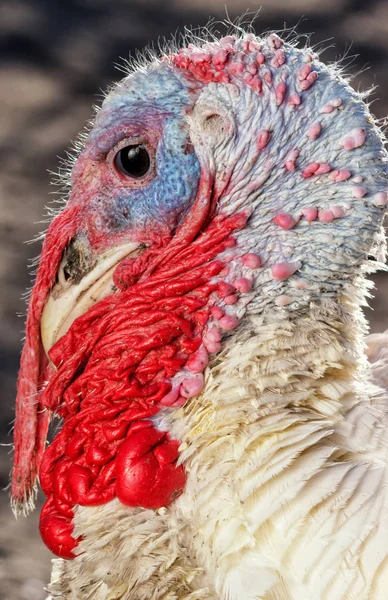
xmin=40 ymin=238 xmax=141 ymax=355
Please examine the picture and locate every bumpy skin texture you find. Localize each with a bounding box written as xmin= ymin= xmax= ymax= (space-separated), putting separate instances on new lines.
xmin=12 ymin=29 xmax=388 ymax=600
xmin=73 ymin=69 xmax=202 ymax=248
xmin=38 ymin=211 xmax=248 ymax=558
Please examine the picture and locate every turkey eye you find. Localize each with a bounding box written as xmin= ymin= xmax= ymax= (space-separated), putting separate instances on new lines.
xmin=114 ymin=144 xmax=150 ymax=179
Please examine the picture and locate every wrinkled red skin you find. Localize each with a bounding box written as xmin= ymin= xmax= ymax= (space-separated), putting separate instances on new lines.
xmin=115 ymin=421 xmax=186 ymax=508
xmin=37 ymin=212 xmax=246 ymax=558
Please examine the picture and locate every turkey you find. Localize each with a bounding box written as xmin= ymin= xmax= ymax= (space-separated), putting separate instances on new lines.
xmin=12 ymin=27 xmax=388 ymax=600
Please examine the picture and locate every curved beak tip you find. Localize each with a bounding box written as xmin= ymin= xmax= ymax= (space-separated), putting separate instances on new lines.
xmin=40 ymin=242 xmax=141 ymax=355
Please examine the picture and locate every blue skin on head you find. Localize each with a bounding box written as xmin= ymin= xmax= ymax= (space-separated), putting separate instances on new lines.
xmin=72 ymin=65 xmax=202 ymax=250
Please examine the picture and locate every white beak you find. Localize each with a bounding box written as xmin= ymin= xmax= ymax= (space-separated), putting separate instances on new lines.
xmin=40 ymin=242 xmax=141 ymax=355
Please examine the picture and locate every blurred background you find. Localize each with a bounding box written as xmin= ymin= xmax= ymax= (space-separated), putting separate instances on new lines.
xmin=1 ymin=0 xmax=388 ymax=598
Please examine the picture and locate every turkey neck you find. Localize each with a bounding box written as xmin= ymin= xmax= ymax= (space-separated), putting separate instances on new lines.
xmin=50 ymin=300 xmax=379 ymax=600
xmin=166 ymin=299 xmax=373 ymax=595
xmin=173 ymin=299 xmax=367 ymax=449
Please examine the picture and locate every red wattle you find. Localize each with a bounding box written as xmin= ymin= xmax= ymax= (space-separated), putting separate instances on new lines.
xmin=36 ymin=212 xmax=247 ymax=558
xmin=39 ymin=498 xmax=79 ymax=559
xmin=115 ymin=424 xmax=185 ymax=508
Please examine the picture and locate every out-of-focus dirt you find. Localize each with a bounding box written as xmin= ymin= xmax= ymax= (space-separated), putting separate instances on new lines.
xmin=1 ymin=1 xmax=388 ymax=598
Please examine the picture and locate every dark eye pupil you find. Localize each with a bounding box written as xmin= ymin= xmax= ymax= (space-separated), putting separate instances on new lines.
xmin=114 ymin=144 xmax=150 ymax=178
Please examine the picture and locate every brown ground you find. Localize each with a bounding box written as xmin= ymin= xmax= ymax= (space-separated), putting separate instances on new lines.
xmin=1 ymin=1 xmax=388 ymax=598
